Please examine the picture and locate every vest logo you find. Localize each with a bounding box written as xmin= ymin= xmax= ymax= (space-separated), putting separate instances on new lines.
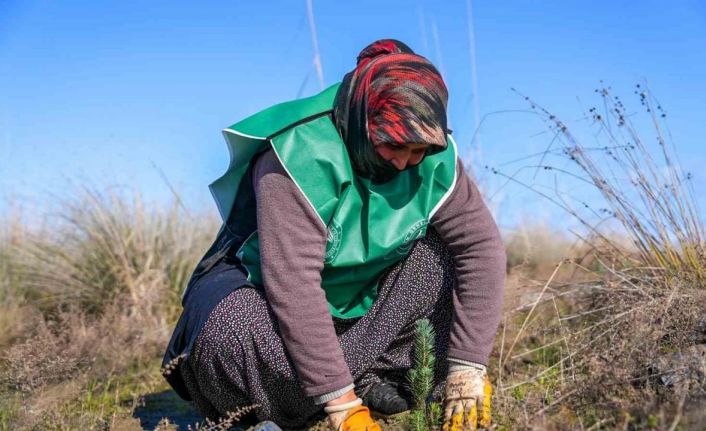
xmin=324 ymin=219 xmax=343 ymax=264
xmin=386 ymin=219 xmax=428 ymax=259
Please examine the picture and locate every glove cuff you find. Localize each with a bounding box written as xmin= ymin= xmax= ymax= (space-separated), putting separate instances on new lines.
xmin=447 ymin=357 xmax=487 ymax=375
xmin=323 ymin=397 xmax=363 ymax=414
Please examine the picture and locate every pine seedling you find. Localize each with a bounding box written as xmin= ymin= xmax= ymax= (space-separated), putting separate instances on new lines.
xmin=406 ymin=318 xmax=438 ymax=430
xmin=407 ymin=410 xmax=426 ymax=431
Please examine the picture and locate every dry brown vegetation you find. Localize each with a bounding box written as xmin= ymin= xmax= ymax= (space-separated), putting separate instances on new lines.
xmin=0 ymin=188 xmax=219 ymax=429
xmin=488 ymin=84 xmax=706 ymax=430
xmin=0 ymin=84 xmax=704 ymax=430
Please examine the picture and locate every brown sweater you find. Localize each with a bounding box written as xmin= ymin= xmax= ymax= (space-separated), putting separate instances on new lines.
xmin=252 ymin=148 xmax=506 ymax=400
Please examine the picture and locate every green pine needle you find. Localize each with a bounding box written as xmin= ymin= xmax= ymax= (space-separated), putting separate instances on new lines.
xmin=406 ymin=318 xmax=438 ymax=429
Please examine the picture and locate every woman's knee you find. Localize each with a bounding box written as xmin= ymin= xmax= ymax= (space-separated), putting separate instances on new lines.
xmin=189 ymin=286 xmax=272 ymax=370
xmin=396 ymin=229 xmax=456 ymax=292
xmin=384 ymin=228 xmax=456 ymax=318
xmin=411 ymin=228 xmax=454 ymax=267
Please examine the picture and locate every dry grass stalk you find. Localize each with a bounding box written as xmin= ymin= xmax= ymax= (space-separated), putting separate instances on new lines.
xmin=160 ymin=353 xmax=187 ymax=378
xmin=184 ymin=404 xmax=260 ymax=431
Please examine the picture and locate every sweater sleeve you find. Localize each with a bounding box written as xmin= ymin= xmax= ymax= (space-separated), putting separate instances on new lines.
xmin=252 ymin=148 xmax=354 ymax=400
xmin=430 ymin=158 xmax=507 ymax=366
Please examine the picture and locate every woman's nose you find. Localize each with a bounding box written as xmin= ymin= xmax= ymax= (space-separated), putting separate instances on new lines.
xmin=391 ymin=153 xmax=410 ymax=170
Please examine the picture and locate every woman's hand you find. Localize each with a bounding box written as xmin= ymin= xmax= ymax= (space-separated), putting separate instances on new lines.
xmin=325 ymin=389 xmax=381 ymax=431
xmin=441 ymin=368 xmax=492 ymax=431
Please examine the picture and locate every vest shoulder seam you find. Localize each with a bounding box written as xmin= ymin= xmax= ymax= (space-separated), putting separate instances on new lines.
xmin=266 ymin=109 xmax=334 ymax=140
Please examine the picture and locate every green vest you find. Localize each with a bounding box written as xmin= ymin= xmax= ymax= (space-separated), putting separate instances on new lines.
xmin=209 ymin=82 xmax=459 ymax=319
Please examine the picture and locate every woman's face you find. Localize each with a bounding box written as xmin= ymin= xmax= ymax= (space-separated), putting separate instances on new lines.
xmin=374 ymin=142 xmax=430 ymax=171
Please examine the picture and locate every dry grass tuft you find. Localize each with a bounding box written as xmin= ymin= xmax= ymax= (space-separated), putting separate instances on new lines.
xmin=187 ymin=404 xmax=261 ymax=431
xmin=489 ymin=84 xmax=706 ymax=429
xmin=1 ymin=319 xmax=84 ymax=393
xmin=495 ymin=264 xmax=706 ymax=429
xmin=10 ymin=185 xmax=216 ymax=317
xmin=0 ymin=185 xmax=219 ymax=429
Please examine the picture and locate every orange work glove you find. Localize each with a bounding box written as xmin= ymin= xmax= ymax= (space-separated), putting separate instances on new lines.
xmin=325 ymin=398 xmax=381 ymax=431
xmin=441 ymin=367 xmax=492 ymax=431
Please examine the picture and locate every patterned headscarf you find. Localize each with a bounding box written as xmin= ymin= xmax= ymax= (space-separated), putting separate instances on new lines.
xmin=333 ymin=39 xmax=449 ymax=183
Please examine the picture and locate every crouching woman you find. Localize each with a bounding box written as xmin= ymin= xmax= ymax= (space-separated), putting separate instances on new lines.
xmin=162 ymin=39 xmax=506 ymax=431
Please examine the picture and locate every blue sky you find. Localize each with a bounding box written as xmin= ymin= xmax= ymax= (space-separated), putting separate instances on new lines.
xmin=2 ymin=0 xmax=705 ymax=230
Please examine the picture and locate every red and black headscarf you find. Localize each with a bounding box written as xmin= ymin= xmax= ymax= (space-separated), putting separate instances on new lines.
xmin=333 ymin=39 xmax=449 ymax=183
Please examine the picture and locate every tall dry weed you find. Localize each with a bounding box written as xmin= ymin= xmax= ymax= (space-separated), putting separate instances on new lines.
xmin=490 ymin=85 xmax=706 ymax=429
xmin=499 ymin=84 xmax=705 ymax=283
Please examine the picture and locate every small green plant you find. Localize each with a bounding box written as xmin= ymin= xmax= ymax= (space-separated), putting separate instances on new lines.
xmin=407 ymin=410 xmax=426 ymax=431
xmin=510 ymin=384 xmax=529 ymax=401
xmin=406 ymin=318 xmax=441 ymax=431
xmin=427 ymin=401 xmax=442 ymax=428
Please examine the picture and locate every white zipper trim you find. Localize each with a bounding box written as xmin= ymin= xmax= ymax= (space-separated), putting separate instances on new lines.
xmin=222 ymin=128 xmax=267 ymax=140
xmin=429 ymin=134 xmax=459 ymax=218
